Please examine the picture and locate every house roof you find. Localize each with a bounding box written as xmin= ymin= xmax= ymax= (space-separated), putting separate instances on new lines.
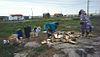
xmin=10 ymin=14 xmax=23 ymax=16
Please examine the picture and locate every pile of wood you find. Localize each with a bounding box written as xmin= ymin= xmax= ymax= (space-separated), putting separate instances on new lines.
xmin=52 ymin=31 xmax=81 ymax=44
xmin=41 ymin=31 xmax=81 ymax=44
xmin=8 ymin=34 xmax=23 ymax=45
xmin=41 ymin=39 xmax=53 ymax=47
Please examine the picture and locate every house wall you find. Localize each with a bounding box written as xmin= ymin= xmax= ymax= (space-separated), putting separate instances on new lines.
xmin=0 ymin=16 xmax=9 ymax=21
xmin=9 ymin=16 xmax=24 ymax=20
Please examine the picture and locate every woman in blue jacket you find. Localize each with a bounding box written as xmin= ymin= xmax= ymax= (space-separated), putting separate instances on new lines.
xmin=44 ymin=22 xmax=59 ymax=38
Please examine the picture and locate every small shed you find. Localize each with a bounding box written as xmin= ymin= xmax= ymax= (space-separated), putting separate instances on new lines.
xmin=54 ymin=13 xmax=63 ymax=17
xmin=43 ymin=13 xmax=50 ymax=18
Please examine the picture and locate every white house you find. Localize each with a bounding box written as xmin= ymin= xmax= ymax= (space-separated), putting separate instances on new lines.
xmin=9 ymin=14 xmax=24 ymax=20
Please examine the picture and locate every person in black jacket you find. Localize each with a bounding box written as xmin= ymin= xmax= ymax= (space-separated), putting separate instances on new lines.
xmin=24 ymin=25 xmax=32 ymax=39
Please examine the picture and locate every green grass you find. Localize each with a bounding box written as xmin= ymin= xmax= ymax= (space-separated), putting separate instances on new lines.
xmin=0 ymin=17 xmax=80 ymax=57
xmin=0 ymin=40 xmax=25 ymax=57
xmin=0 ymin=17 xmax=79 ymax=38
xmin=0 ymin=17 xmax=98 ymax=38
xmin=0 ymin=16 xmax=99 ymax=57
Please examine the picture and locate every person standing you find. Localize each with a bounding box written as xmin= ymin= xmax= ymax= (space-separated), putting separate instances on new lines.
xmin=79 ymin=9 xmax=93 ymax=37
xmin=24 ymin=25 xmax=32 ymax=39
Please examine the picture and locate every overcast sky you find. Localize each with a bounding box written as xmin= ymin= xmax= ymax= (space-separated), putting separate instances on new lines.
xmin=0 ymin=0 xmax=99 ymax=16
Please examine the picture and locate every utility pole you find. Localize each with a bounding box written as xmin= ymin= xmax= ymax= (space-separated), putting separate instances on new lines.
xmin=31 ymin=8 xmax=33 ymax=19
xmin=87 ymin=0 xmax=89 ymax=16
xmin=99 ymin=10 xmax=100 ymax=15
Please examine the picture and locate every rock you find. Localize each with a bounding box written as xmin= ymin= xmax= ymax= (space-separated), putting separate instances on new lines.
xmin=92 ymin=37 xmax=100 ymax=42
xmin=91 ymin=52 xmax=100 ymax=57
xmin=52 ymin=43 xmax=78 ymax=50
xmin=92 ymin=42 xmax=100 ymax=46
xmin=77 ymin=39 xmax=93 ymax=45
xmin=53 ymin=51 xmax=67 ymax=57
xmin=14 ymin=53 xmax=28 ymax=57
xmin=84 ymin=46 xmax=96 ymax=54
xmin=75 ymin=49 xmax=87 ymax=57
xmin=24 ymin=41 xmax=41 ymax=48
xmin=62 ymin=49 xmax=80 ymax=57
xmin=53 ymin=54 xmax=66 ymax=57
xmin=75 ymin=46 xmax=96 ymax=57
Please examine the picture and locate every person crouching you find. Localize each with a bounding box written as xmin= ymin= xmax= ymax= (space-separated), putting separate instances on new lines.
xmin=44 ymin=22 xmax=59 ymax=38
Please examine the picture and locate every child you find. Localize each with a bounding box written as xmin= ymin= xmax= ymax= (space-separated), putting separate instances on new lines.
xmin=35 ymin=27 xmax=41 ymax=37
xmin=32 ymin=26 xmax=41 ymax=37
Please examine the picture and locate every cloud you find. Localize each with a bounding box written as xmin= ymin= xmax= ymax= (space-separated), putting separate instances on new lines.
xmin=0 ymin=0 xmax=63 ymax=16
xmin=0 ymin=0 xmax=99 ymax=16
